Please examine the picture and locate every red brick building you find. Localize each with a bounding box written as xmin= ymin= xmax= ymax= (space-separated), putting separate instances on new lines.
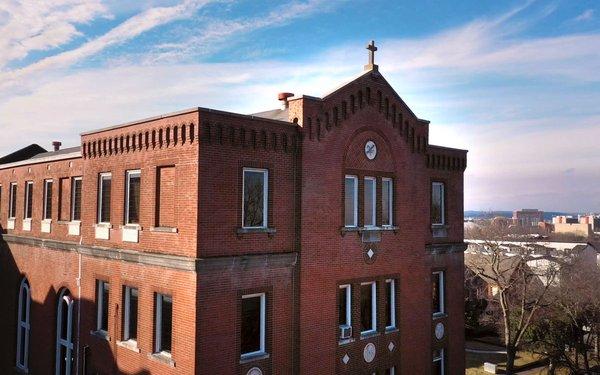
xmin=0 ymin=43 xmax=467 ymax=375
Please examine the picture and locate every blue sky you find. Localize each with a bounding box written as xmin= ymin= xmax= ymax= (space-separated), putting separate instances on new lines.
xmin=0 ymin=0 xmax=599 ymax=212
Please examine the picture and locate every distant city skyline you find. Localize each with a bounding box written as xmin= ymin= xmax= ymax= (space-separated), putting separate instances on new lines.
xmin=1 ymin=0 xmax=599 ymax=212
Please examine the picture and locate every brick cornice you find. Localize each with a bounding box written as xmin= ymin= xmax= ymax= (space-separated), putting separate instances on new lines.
xmin=0 ymin=234 xmax=297 ymax=272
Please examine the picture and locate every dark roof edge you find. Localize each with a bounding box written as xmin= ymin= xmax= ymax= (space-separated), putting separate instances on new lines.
xmin=428 ymin=144 xmax=468 ymax=153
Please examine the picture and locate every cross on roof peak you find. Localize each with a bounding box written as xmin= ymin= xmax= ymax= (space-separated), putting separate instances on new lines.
xmin=364 ymin=40 xmax=379 ymax=72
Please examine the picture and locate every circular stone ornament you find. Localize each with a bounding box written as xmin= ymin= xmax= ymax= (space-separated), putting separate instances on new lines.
xmin=364 ymin=140 xmax=377 ymax=160
xmin=247 ymin=367 xmax=263 ymax=375
xmin=435 ymin=322 xmax=445 ymax=340
xmin=363 ymin=342 xmax=376 ymax=363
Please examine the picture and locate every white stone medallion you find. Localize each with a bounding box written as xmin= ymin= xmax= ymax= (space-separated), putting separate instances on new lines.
xmin=363 ymin=342 xmax=376 ymax=363
xmin=247 ymin=367 xmax=263 ymax=375
xmin=435 ymin=322 xmax=445 ymax=340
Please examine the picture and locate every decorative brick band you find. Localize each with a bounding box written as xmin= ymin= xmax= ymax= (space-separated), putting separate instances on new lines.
xmin=425 ymin=242 xmax=468 ymax=254
xmin=0 ymin=234 xmax=298 ymax=272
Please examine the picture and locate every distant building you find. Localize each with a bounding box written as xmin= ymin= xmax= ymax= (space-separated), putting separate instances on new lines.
xmin=552 ymin=215 xmax=599 ymax=237
xmin=512 ymin=209 xmax=544 ymax=227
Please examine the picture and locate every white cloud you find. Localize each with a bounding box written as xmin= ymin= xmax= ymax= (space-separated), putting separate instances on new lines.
xmin=574 ymin=9 xmax=594 ymax=22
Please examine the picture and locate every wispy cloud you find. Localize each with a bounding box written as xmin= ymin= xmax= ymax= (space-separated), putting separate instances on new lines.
xmin=574 ymin=9 xmax=594 ymax=22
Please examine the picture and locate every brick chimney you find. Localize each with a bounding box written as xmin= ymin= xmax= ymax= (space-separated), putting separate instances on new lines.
xmin=52 ymin=141 xmax=62 ymax=151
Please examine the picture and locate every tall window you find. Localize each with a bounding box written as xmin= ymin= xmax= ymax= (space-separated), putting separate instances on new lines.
xmin=96 ymin=280 xmax=109 ymax=333
xmin=386 ymin=367 xmax=396 ymax=375
xmin=122 ymin=286 xmax=138 ymax=342
xmin=9 ymin=182 xmax=17 ymax=219
xmin=363 ymin=177 xmax=376 ymax=227
xmin=125 ymin=170 xmax=141 ymax=224
xmin=382 ymin=178 xmax=393 ymax=226
xmin=70 ymin=177 xmax=82 ymax=221
xmin=241 ymin=293 xmax=266 ymax=358
xmin=344 ymin=175 xmax=358 ymax=227
xmin=360 ymin=282 xmax=376 ymax=334
xmin=432 ymin=348 xmax=445 ymax=375
xmin=24 ymin=181 xmax=33 ymax=219
xmin=44 ymin=179 xmax=53 ymax=220
xmin=98 ymin=173 xmax=111 ymax=223
xmin=431 ymin=182 xmax=445 ymax=225
xmin=154 ymin=293 xmax=172 ymax=354
xmin=16 ymin=278 xmax=31 ymax=372
xmin=338 ymin=284 xmax=351 ymax=337
xmin=242 ymin=168 xmax=268 ymax=228
xmin=432 ymin=271 xmax=445 ymax=316
xmin=55 ymin=289 xmax=74 ymax=375
xmin=385 ymin=279 xmax=396 ymax=330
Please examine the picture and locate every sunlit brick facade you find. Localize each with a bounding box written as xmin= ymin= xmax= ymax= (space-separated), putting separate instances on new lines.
xmin=0 ymin=48 xmax=467 ymax=375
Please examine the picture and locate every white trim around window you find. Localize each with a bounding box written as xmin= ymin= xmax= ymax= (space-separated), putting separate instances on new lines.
xmin=24 ymin=181 xmax=33 ymax=219
xmin=125 ymin=170 xmax=141 ymax=225
xmin=16 ymin=278 xmax=31 ymax=372
xmin=382 ymin=177 xmax=393 ymax=226
xmin=386 ymin=279 xmax=396 ymax=330
xmin=55 ymin=289 xmax=74 ymax=375
xmin=123 ymin=286 xmax=138 ymax=342
xmin=339 ymin=284 xmax=351 ymax=328
xmin=97 ymin=173 xmax=112 ymax=224
xmin=433 ymin=348 xmax=445 ymax=375
xmin=360 ymin=281 xmax=377 ymax=335
xmin=432 ymin=181 xmax=445 ymax=225
xmin=433 ymin=271 xmax=445 ymax=316
xmin=70 ymin=177 xmax=82 ymax=221
xmin=9 ymin=182 xmax=17 ymax=219
xmin=154 ymin=293 xmax=173 ymax=355
xmin=344 ymin=175 xmax=358 ymax=227
xmin=241 ymin=292 xmax=266 ymax=358
xmin=364 ymin=177 xmax=376 ymax=227
xmin=43 ymin=179 xmax=53 ymax=220
xmin=241 ymin=168 xmax=268 ymax=229
xmin=96 ymin=280 xmax=109 ymax=333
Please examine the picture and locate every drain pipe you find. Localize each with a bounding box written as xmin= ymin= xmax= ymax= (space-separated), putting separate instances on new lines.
xmin=75 ymin=238 xmax=82 ymax=374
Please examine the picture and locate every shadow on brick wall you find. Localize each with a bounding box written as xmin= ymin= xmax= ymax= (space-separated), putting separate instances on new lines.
xmin=0 ymin=232 xmax=152 ymax=375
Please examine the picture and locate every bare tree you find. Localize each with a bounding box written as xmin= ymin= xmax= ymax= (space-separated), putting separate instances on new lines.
xmin=465 ymin=226 xmax=561 ymax=374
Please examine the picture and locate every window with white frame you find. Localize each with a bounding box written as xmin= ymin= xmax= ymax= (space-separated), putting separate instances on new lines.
xmin=431 ymin=182 xmax=445 ymax=225
xmin=16 ymin=278 xmax=31 ymax=372
xmin=125 ymin=170 xmax=141 ymax=225
xmin=70 ymin=177 xmax=82 ymax=221
xmin=432 ymin=271 xmax=445 ymax=316
xmin=9 ymin=182 xmax=17 ymax=219
xmin=360 ymin=282 xmax=377 ymax=334
xmin=154 ymin=293 xmax=172 ymax=354
xmin=344 ymin=175 xmax=358 ymax=227
xmin=122 ymin=286 xmax=138 ymax=342
xmin=96 ymin=280 xmax=109 ymax=333
xmin=241 ymin=292 xmax=266 ymax=358
xmin=385 ymin=279 xmax=396 ymax=330
xmin=432 ymin=348 xmax=445 ymax=375
xmin=55 ymin=289 xmax=74 ymax=375
xmin=382 ymin=178 xmax=393 ymax=226
xmin=98 ymin=173 xmax=111 ymax=223
xmin=44 ymin=179 xmax=53 ymax=220
xmin=386 ymin=367 xmax=396 ymax=375
xmin=24 ymin=181 xmax=33 ymax=219
xmin=338 ymin=284 xmax=351 ymax=334
xmin=242 ymin=168 xmax=268 ymax=228
xmin=363 ymin=177 xmax=376 ymax=226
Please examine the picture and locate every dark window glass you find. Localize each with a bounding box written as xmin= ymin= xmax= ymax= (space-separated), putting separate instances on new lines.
xmin=241 ymin=295 xmax=262 ymax=354
xmin=99 ymin=175 xmax=111 ymax=223
xmin=25 ymin=182 xmax=33 ymax=219
xmin=432 ymin=349 xmax=445 ymax=375
xmin=60 ymin=298 xmax=69 ymax=340
xmin=129 ymin=288 xmax=138 ymax=341
xmin=385 ymin=281 xmax=392 ymax=327
xmin=431 ymin=182 xmax=445 ymax=225
xmin=72 ymin=178 xmax=82 ymax=221
xmin=338 ymin=287 xmax=348 ymax=326
xmin=433 ymin=272 xmax=444 ymax=314
xmin=19 ymin=326 xmax=26 ymax=364
xmin=99 ymin=281 xmax=109 ymax=331
xmin=360 ymin=283 xmax=374 ymax=332
xmin=160 ymin=295 xmax=172 ymax=352
xmin=127 ymin=171 xmax=141 ymax=224
xmin=243 ymin=170 xmax=266 ymax=227
xmin=344 ymin=177 xmax=356 ymax=226
xmin=382 ymin=179 xmax=392 ymax=226
xmin=10 ymin=183 xmax=17 ymax=218
xmin=44 ymin=180 xmax=53 ymax=219
xmin=364 ymin=178 xmax=375 ymax=226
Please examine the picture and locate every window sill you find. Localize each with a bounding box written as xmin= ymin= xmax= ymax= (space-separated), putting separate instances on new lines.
xmin=14 ymin=366 xmax=29 ymax=374
xmin=240 ymin=352 xmax=270 ymax=364
xmin=338 ymin=337 xmax=355 ymax=346
xmin=149 ymin=352 xmax=176 ymax=367
xmin=431 ymin=225 xmax=448 ymax=238
xmin=340 ymin=226 xmax=398 ymax=236
xmin=117 ymin=339 xmax=140 ymax=353
xmin=90 ymin=330 xmax=110 ymax=341
xmin=385 ymin=327 xmax=399 ymax=334
xmin=149 ymin=226 xmax=178 ymax=233
xmin=433 ymin=312 xmax=448 ymax=320
xmin=236 ymin=227 xmax=276 ymax=237
xmin=120 ymin=224 xmax=142 ymax=230
xmin=360 ymin=331 xmax=380 ymax=340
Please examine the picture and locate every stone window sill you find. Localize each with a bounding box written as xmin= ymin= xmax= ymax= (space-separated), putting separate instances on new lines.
xmin=117 ymin=339 xmax=141 ymax=353
xmin=431 ymin=224 xmax=448 ymax=238
xmin=236 ymin=227 xmax=276 ymax=237
xmin=149 ymin=226 xmax=178 ymax=233
xmin=149 ymin=352 xmax=176 ymax=367
xmin=340 ymin=226 xmax=398 ymax=236
xmin=360 ymin=331 xmax=380 ymax=340
xmin=90 ymin=330 xmax=110 ymax=341
xmin=385 ymin=327 xmax=399 ymax=334
xmin=120 ymin=224 xmax=142 ymax=230
xmin=433 ymin=312 xmax=448 ymax=320
xmin=240 ymin=352 xmax=270 ymax=364
xmin=95 ymin=223 xmax=113 ymax=229
xmin=338 ymin=337 xmax=355 ymax=346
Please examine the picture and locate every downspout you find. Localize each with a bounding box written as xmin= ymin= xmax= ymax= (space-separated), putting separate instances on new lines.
xmin=75 ymin=237 xmax=82 ymax=375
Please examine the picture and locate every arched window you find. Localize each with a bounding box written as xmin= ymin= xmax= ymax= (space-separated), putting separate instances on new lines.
xmin=16 ymin=278 xmax=31 ymax=371
xmin=55 ymin=289 xmax=74 ymax=375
